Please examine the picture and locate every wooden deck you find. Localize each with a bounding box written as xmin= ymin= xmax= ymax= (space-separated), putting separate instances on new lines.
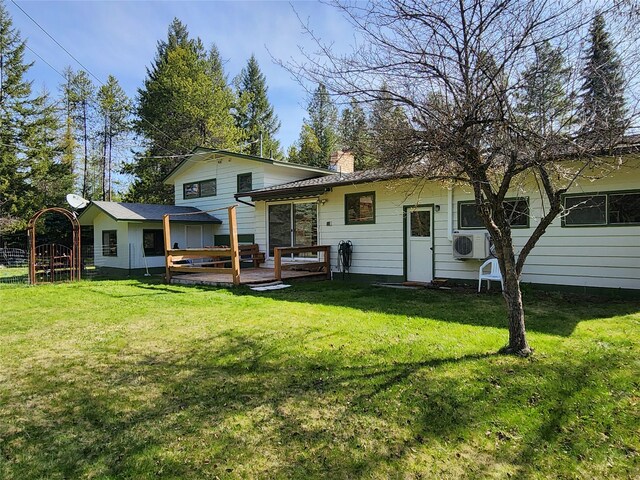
xmin=170 ymin=267 xmax=328 ymax=287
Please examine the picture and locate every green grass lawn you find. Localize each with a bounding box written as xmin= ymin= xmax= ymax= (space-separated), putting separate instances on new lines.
xmin=0 ymin=279 xmax=638 ymax=479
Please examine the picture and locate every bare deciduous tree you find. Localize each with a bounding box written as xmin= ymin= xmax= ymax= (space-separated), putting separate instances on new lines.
xmin=286 ymin=0 xmax=640 ymax=355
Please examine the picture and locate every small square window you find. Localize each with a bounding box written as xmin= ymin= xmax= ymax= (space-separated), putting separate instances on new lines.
xmin=459 ymin=202 xmax=484 ymax=228
xmin=237 ymin=173 xmax=253 ymax=193
xmin=143 ymin=230 xmax=165 ymax=256
xmin=183 ymin=182 xmax=200 ymax=199
xmin=608 ymin=193 xmax=640 ymax=224
xmin=504 ymin=198 xmax=529 ymax=227
xmin=345 ymin=192 xmax=375 ymax=224
xmin=102 ymin=230 xmax=117 ymax=257
xmin=200 ymin=179 xmax=217 ymax=197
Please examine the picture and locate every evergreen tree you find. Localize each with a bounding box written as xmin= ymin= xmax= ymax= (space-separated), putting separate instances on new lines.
xmin=287 ymin=124 xmax=321 ymax=165
xmin=97 ymin=75 xmax=131 ymax=201
xmin=338 ymin=99 xmax=372 ymax=170
xmin=0 ymin=4 xmax=73 ymax=238
xmin=517 ymin=41 xmax=573 ymax=137
xmin=234 ymin=54 xmax=281 ymax=158
xmin=125 ymin=19 xmax=239 ymax=203
xmin=369 ymin=84 xmax=411 ymax=164
xmin=23 ymin=90 xmax=74 ymax=214
xmin=290 ymin=83 xmax=338 ymax=167
xmin=579 ymin=13 xmax=627 ymax=146
xmin=63 ymin=67 xmax=95 ymax=198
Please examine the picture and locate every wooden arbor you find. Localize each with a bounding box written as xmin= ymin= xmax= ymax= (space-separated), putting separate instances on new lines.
xmin=163 ymin=206 xmax=242 ymax=285
xmin=28 ymin=207 xmax=82 ymax=284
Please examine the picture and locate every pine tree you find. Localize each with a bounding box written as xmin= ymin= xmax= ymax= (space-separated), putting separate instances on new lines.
xmin=291 ymin=83 xmax=338 ymax=167
xmin=579 ymin=13 xmax=627 ymax=147
xmin=23 ymin=90 xmax=74 ymax=214
xmin=338 ymin=99 xmax=372 ymax=170
xmin=0 ymin=4 xmax=73 ymax=238
xmin=370 ymin=84 xmax=411 ymax=164
xmin=234 ymin=55 xmax=281 ymax=158
xmin=63 ymin=68 xmax=95 ymax=198
xmin=125 ymin=19 xmax=240 ymax=203
xmin=97 ymin=75 xmax=131 ymax=201
xmin=517 ymin=41 xmax=573 ymax=137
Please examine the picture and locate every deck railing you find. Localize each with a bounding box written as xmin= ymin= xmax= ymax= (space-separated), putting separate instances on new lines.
xmin=273 ymin=245 xmax=332 ymax=281
xmin=163 ymin=206 xmax=242 ymax=285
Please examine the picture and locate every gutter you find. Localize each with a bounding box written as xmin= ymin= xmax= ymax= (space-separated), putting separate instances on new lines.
xmin=235 ymin=197 xmax=255 ymax=208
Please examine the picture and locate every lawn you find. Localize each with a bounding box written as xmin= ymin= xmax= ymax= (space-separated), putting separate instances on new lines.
xmin=0 ymin=279 xmax=638 ymax=479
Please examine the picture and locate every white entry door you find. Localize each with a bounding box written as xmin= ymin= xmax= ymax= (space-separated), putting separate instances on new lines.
xmin=406 ymin=207 xmax=433 ymax=282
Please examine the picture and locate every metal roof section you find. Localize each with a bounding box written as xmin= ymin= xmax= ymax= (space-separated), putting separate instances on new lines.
xmin=163 ymin=147 xmax=334 ymax=184
xmin=78 ymin=201 xmax=223 ymax=225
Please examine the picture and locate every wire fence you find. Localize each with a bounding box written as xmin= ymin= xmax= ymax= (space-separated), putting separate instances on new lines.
xmin=0 ymin=244 xmax=100 ymax=287
xmin=0 ymin=248 xmax=29 ymax=285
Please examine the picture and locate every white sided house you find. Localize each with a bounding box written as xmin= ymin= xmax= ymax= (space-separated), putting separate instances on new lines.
xmin=164 ymin=148 xmax=333 ymax=246
xmin=234 ymin=153 xmax=640 ymax=294
xmin=78 ymin=202 xmax=222 ymax=274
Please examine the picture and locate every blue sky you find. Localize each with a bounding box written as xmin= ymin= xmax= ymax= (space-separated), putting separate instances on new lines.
xmin=6 ymin=0 xmax=355 ymax=151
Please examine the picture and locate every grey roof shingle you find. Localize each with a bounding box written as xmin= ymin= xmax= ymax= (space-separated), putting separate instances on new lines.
xmin=85 ymin=202 xmax=222 ymax=223
xmin=237 ymin=167 xmax=417 ymax=200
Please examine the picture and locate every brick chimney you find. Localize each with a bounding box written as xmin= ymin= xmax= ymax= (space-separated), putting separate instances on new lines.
xmin=328 ymin=150 xmax=355 ymax=173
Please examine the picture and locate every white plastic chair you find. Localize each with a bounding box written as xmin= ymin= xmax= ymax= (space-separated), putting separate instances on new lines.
xmin=478 ymin=258 xmax=504 ymax=292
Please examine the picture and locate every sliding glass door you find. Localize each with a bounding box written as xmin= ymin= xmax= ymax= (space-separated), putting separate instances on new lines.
xmin=268 ymin=202 xmax=317 ymax=256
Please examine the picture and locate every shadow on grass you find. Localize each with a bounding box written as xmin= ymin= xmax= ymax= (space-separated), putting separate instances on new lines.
xmin=138 ymin=278 xmax=640 ymax=338
xmin=2 ymin=326 xmax=637 ymax=479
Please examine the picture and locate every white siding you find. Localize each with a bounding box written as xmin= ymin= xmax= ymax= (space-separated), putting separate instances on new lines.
xmin=255 ymin=179 xmax=447 ymax=278
xmin=173 ymin=157 xmax=262 ymax=238
xmin=254 ymin=166 xmax=640 ymax=290
xmin=171 ymin=155 xmax=331 ymax=240
xmin=93 ymin=213 xmax=130 ymax=270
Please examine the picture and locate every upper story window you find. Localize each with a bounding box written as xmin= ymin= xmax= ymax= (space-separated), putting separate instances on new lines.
xmin=183 ymin=179 xmax=216 ymax=199
xmin=345 ymin=192 xmax=376 ymax=225
xmin=458 ymin=198 xmax=529 ymax=229
xmin=563 ymin=191 xmax=640 ymax=226
xmin=237 ymin=173 xmax=253 ymax=193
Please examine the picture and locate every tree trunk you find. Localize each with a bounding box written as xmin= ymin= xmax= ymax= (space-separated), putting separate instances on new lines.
xmin=500 ymin=267 xmax=532 ymax=356
xmin=82 ymin=100 xmax=89 ymax=199
xmin=102 ymin=114 xmax=108 ymax=201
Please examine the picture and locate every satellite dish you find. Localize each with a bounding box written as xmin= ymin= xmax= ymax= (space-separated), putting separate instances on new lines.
xmin=66 ymin=193 xmax=89 ymax=209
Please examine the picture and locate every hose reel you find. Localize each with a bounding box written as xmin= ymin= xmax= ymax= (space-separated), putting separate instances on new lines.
xmin=337 ymin=240 xmax=353 ymax=279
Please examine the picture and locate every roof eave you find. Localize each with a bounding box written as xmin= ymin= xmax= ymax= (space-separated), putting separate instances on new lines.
xmin=163 ymin=147 xmax=334 ymax=184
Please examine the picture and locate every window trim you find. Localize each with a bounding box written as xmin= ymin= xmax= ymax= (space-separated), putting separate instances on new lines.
xmin=345 ymin=191 xmax=376 ymax=225
xmin=182 ymin=178 xmax=217 ymax=199
xmin=237 ymin=173 xmax=253 ymax=193
xmin=561 ymin=189 xmax=640 ymax=227
xmin=102 ymin=230 xmax=118 ymax=257
xmin=457 ymin=197 xmax=530 ymax=230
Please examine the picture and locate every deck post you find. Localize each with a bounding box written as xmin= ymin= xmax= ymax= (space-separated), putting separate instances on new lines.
xmin=163 ymin=214 xmax=172 ymax=283
xmin=228 ymin=206 xmax=241 ymax=286
xmin=274 ymin=248 xmax=282 ymax=281
xmin=324 ymin=246 xmax=331 ymax=279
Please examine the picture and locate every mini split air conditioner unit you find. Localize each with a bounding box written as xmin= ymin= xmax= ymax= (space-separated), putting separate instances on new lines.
xmin=452 ymin=232 xmax=490 ymax=259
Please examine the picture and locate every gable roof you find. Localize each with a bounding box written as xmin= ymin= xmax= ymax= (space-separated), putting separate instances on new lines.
xmin=237 ymin=167 xmax=417 ymax=201
xmin=78 ymin=201 xmax=222 ymax=225
xmin=163 ymin=147 xmax=334 ymax=184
